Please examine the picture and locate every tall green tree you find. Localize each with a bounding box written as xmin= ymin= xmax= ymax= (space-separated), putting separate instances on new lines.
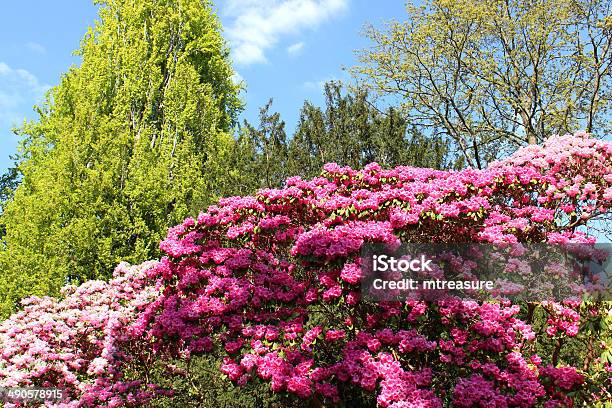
xmin=352 ymin=0 xmax=611 ymax=168
xmin=230 ymin=82 xmax=453 ymax=193
xmin=231 ymin=99 xmax=289 ymax=192
xmin=286 ymin=82 xmax=453 ymax=178
xmin=0 ymin=0 xmax=241 ymax=316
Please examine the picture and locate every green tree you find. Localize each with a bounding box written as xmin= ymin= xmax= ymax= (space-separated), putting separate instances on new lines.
xmin=352 ymin=0 xmax=611 ymax=168
xmin=229 ymin=82 xmax=453 ymax=195
xmin=0 ymin=165 xmax=20 ymax=215
xmin=231 ymin=99 xmax=289 ymax=192
xmin=0 ymin=162 xmax=20 ymax=243
xmin=286 ymin=81 xmax=453 ymax=178
xmin=0 ymin=0 xmax=241 ymax=316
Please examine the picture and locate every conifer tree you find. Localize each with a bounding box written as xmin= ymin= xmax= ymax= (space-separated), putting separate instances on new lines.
xmin=228 ymin=99 xmax=290 ymax=193
xmin=286 ymin=82 xmax=453 ymax=178
xmin=0 ymin=0 xmax=241 ymax=315
xmin=230 ymin=82 xmax=453 ymax=194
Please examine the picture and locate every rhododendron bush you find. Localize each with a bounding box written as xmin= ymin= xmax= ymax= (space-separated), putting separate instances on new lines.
xmin=0 ymin=262 xmax=168 ymax=407
xmin=1 ymin=133 xmax=612 ymax=407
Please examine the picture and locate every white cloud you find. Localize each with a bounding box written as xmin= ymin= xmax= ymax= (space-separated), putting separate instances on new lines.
xmin=0 ymin=62 xmax=50 ymax=133
xmin=287 ymin=41 xmax=305 ymax=56
xmin=223 ymin=0 xmax=349 ymax=66
xmin=25 ymin=42 xmax=46 ymax=54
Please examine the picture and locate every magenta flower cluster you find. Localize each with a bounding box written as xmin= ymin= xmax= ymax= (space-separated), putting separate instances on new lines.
xmin=1 ymin=132 xmax=611 ymax=406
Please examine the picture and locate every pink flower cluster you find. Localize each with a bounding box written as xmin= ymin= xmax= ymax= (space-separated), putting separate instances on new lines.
xmin=0 ymin=262 xmax=165 ymax=407
xmin=0 ymin=133 xmax=611 ymax=406
xmin=134 ymin=133 xmax=611 ymax=405
xmin=541 ymin=300 xmax=582 ymax=337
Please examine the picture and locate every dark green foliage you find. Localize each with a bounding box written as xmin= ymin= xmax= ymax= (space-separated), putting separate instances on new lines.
xmin=0 ymin=165 xmax=20 ymax=211
xmin=231 ymin=82 xmax=454 ymax=193
xmin=287 ymin=82 xmax=453 ymax=178
xmin=147 ymin=355 xmax=284 ymax=408
xmin=230 ymin=99 xmax=290 ymax=193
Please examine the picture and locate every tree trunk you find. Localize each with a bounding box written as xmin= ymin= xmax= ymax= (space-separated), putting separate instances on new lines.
xmin=527 ymin=132 xmax=537 ymax=145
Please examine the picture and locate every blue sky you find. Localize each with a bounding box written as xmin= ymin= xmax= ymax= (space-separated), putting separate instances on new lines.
xmin=0 ymin=0 xmax=408 ymax=174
